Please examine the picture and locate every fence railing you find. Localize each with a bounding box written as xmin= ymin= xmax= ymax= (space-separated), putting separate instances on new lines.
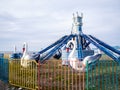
xmin=38 ymin=60 xmax=85 ymax=90
xmin=86 ymin=60 xmax=120 ymax=90
xmin=0 ymin=58 xmax=120 ymax=90
xmin=9 ymin=60 xmax=38 ymax=90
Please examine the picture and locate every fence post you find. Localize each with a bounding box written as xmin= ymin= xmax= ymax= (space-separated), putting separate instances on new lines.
xmin=38 ymin=60 xmax=40 ymax=90
xmin=115 ymin=62 xmax=118 ymax=90
xmin=98 ymin=60 xmax=100 ymax=90
xmin=86 ymin=61 xmax=88 ymax=90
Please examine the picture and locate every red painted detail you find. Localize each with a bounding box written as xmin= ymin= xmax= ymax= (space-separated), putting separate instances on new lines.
xmin=23 ymin=48 xmax=25 ymax=53
xmin=66 ymin=48 xmax=69 ymax=52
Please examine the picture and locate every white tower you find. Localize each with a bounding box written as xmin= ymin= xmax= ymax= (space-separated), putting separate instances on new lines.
xmin=71 ymin=12 xmax=83 ymax=35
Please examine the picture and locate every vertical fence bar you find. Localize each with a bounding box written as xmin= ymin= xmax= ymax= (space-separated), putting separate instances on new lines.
xmin=61 ymin=61 xmax=62 ymax=90
xmin=43 ymin=62 xmax=45 ymax=90
xmin=115 ymin=62 xmax=118 ymax=90
xmin=90 ymin=64 xmax=92 ymax=90
xmin=49 ymin=62 xmax=53 ymax=90
xmin=94 ymin=63 xmax=96 ymax=90
xmin=102 ymin=61 xmax=104 ymax=90
xmin=109 ymin=61 xmax=111 ymax=89
xmin=53 ymin=61 xmax=54 ymax=90
xmin=105 ymin=61 xmax=107 ymax=90
xmin=72 ymin=61 xmax=74 ymax=90
xmin=106 ymin=61 xmax=108 ymax=89
xmin=108 ymin=61 xmax=110 ymax=89
xmin=83 ymin=69 xmax=85 ymax=90
xmin=38 ymin=60 xmax=40 ymax=90
xmin=41 ymin=61 xmax=43 ymax=90
xmin=67 ymin=61 xmax=69 ymax=90
xmin=45 ymin=62 xmax=47 ymax=90
xmin=78 ymin=67 xmax=80 ymax=90
xmin=47 ymin=63 xmax=50 ymax=90
xmin=118 ymin=63 xmax=120 ymax=90
xmin=57 ymin=61 xmax=59 ymax=90
xmin=86 ymin=61 xmax=88 ymax=90
xmin=112 ymin=61 xmax=114 ymax=90
xmin=98 ymin=60 xmax=100 ymax=90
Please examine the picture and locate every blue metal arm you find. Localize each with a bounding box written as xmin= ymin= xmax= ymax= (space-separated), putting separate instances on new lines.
xmin=82 ymin=34 xmax=120 ymax=63
xmin=33 ymin=35 xmax=67 ymax=59
xmin=84 ymin=41 xmax=91 ymax=48
xmin=41 ymin=34 xmax=75 ymax=63
xmin=89 ymin=35 xmax=120 ymax=55
xmin=38 ymin=35 xmax=68 ymax=54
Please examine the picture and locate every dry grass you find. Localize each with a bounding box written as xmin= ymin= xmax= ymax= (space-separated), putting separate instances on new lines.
xmin=100 ymin=54 xmax=113 ymax=60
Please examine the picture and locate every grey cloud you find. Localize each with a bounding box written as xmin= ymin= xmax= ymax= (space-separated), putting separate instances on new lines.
xmin=0 ymin=0 xmax=120 ymax=51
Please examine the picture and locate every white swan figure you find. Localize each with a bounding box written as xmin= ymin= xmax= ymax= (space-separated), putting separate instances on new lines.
xmin=82 ymin=49 xmax=102 ymax=68
xmin=67 ymin=39 xmax=85 ymax=72
xmin=14 ymin=45 xmax=17 ymax=53
xmin=21 ymin=42 xmax=33 ymax=67
xmin=66 ymin=39 xmax=102 ymax=72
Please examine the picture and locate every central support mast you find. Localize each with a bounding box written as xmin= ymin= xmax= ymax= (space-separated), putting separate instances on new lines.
xmin=72 ymin=12 xmax=83 ymax=34
xmin=71 ymin=12 xmax=83 ymax=60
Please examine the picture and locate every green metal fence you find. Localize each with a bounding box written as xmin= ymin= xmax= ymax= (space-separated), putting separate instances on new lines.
xmin=86 ymin=60 xmax=120 ymax=90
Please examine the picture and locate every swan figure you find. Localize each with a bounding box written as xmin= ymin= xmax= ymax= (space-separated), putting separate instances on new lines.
xmin=66 ymin=39 xmax=85 ymax=72
xmin=82 ymin=49 xmax=102 ymax=70
xmin=21 ymin=42 xmax=33 ymax=67
xmin=66 ymin=39 xmax=102 ymax=72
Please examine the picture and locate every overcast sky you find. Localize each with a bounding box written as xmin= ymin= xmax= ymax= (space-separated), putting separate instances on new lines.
xmin=0 ymin=0 xmax=120 ymax=51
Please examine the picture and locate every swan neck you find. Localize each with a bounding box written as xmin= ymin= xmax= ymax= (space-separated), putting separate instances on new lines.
xmin=23 ymin=42 xmax=28 ymax=55
xmin=14 ymin=45 xmax=16 ymax=53
xmin=97 ymin=49 xmax=101 ymax=54
xmin=69 ymin=41 xmax=76 ymax=58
